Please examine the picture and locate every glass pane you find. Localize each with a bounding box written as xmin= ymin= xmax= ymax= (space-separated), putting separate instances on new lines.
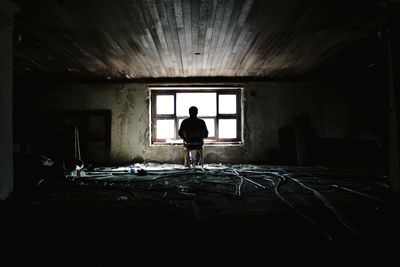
xmin=156 ymin=95 xmax=174 ymax=114
xmin=156 ymin=120 xmax=175 ymax=139
xmin=219 ymin=119 xmax=237 ymax=139
xmin=176 ymin=93 xmax=216 ymax=116
xmin=202 ymin=118 xmax=215 ymax=137
xmin=178 ymin=118 xmax=184 ymax=130
xmin=219 ymin=94 xmax=237 ymax=114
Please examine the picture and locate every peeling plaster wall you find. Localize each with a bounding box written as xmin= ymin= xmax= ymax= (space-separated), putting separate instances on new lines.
xmin=32 ymin=81 xmax=363 ymax=164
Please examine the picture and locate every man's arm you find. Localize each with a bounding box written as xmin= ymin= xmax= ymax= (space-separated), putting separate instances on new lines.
xmin=178 ymin=120 xmax=185 ymax=139
xmin=202 ymin=120 xmax=208 ymax=138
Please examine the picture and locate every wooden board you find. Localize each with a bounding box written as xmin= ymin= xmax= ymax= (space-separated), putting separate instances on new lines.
xmin=13 ymin=0 xmax=386 ymax=80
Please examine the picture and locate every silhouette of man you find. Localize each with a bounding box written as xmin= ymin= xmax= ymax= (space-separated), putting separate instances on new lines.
xmin=178 ymin=106 xmax=208 ymax=167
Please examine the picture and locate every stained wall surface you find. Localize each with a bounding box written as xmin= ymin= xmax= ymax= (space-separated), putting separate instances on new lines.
xmin=20 ymin=80 xmax=377 ymax=166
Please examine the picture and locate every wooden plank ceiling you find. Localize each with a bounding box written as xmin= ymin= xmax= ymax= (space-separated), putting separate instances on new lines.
xmin=13 ymin=0 xmax=386 ymax=81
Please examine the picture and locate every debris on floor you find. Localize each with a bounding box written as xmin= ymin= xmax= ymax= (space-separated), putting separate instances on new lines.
xmin=2 ymin=163 xmax=399 ymax=266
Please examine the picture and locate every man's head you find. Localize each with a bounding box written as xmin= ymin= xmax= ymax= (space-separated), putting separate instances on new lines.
xmin=189 ymin=106 xmax=198 ymax=117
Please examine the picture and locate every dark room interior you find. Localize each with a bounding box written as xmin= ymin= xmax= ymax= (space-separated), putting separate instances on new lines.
xmin=1 ymin=0 xmax=400 ymax=265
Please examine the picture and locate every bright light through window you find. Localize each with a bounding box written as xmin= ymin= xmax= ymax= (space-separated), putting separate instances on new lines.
xmin=156 ymin=120 xmax=175 ymax=139
xmin=156 ymin=95 xmax=174 ymax=114
xmin=219 ymin=95 xmax=236 ymax=114
xmin=219 ymin=119 xmax=237 ymax=138
xmin=176 ymin=93 xmax=216 ymax=116
xmin=151 ymin=88 xmax=242 ymax=144
xmin=203 ymin=118 xmax=215 ymax=137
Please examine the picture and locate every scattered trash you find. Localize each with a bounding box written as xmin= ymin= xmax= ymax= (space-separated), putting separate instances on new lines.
xmin=129 ymin=167 xmax=147 ymax=176
xmin=117 ymin=196 xmax=128 ymax=201
xmin=69 ymin=169 xmax=86 ymax=177
xmin=178 ymin=191 xmax=196 ymax=197
xmin=36 ymin=179 xmax=45 ymax=186
xmin=40 ymin=155 xmax=54 ymax=167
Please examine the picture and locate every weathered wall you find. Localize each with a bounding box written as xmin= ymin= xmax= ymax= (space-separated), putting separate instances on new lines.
xmin=244 ymin=81 xmax=355 ymax=163
xmin=27 ymin=81 xmax=366 ymax=165
xmin=36 ymin=83 xmax=149 ymax=163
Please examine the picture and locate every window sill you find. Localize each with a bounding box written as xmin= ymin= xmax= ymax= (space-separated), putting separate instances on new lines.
xmin=151 ymin=140 xmax=243 ymax=147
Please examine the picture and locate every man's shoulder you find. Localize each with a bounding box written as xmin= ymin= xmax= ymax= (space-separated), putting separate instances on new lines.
xmin=182 ymin=117 xmax=205 ymax=124
xmin=181 ymin=118 xmax=191 ymax=124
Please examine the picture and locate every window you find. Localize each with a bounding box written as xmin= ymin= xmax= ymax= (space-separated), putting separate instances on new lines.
xmin=150 ymin=87 xmax=242 ymax=145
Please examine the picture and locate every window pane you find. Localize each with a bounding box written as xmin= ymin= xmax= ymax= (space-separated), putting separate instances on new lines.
xmin=156 ymin=120 xmax=175 ymax=139
xmin=202 ymin=118 xmax=215 ymax=137
xmin=178 ymin=118 xmax=184 ymax=130
xmin=176 ymin=93 xmax=216 ymax=116
xmin=219 ymin=94 xmax=237 ymax=114
xmin=156 ymin=95 xmax=174 ymax=114
xmin=219 ymin=119 xmax=237 ymax=139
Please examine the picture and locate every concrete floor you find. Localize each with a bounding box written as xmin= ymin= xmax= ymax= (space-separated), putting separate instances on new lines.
xmin=2 ymin=163 xmax=399 ymax=266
